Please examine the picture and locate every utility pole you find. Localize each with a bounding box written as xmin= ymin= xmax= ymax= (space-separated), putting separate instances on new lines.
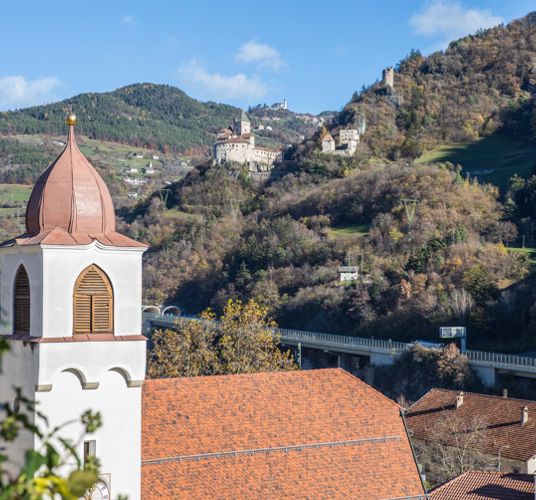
xmin=158 ymin=188 xmax=171 ymax=206
xmin=402 ymin=199 xmax=418 ymax=227
xmin=229 ymin=199 xmax=241 ymax=221
xmin=402 ymin=198 xmax=418 ymax=255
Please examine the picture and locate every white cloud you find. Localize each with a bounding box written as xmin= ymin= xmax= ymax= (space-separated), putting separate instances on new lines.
xmin=178 ymin=59 xmax=267 ymax=100
xmin=235 ymin=40 xmax=285 ymax=71
xmin=121 ymin=15 xmax=135 ymax=24
xmin=0 ymin=76 xmax=63 ymax=110
xmin=410 ymin=1 xmax=502 ymax=46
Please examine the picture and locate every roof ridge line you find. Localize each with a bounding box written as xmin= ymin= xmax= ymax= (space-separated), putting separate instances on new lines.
xmin=336 ymin=368 xmax=402 ymax=409
xmin=142 ymin=435 xmax=401 ymax=465
xmin=430 ymin=387 xmax=536 ymax=405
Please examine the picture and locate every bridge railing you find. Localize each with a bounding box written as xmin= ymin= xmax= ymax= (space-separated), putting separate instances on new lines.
xmin=143 ymin=312 xmax=536 ymax=372
xmin=277 ymin=328 xmax=409 ymax=353
xmin=466 ymin=349 xmax=536 ymax=368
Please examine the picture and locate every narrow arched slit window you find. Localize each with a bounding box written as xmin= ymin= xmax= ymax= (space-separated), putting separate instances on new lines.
xmin=13 ymin=266 xmax=30 ymax=335
xmin=73 ymin=265 xmax=113 ymax=334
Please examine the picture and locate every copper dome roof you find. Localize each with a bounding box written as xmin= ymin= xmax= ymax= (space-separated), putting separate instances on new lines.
xmin=25 ymin=121 xmax=116 ymax=235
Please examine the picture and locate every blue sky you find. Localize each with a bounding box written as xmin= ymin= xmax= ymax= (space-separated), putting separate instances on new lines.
xmin=0 ymin=0 xmax=534 ymax=113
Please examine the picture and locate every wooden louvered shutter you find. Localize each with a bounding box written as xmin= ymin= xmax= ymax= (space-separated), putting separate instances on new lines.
xmin=14 ymin=266 xmax=30 ymax=334
xmin=73 ymin=265 xmax=113 ymax=334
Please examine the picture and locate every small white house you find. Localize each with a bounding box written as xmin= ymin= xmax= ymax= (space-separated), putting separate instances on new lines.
xmin=338 ymin=265 xmax=359 ymax=282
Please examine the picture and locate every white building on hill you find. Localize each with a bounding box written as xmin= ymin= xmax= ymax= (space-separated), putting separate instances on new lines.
xmin=213 ymin=111 xmax=282 ymax=167
xmin=321 ymin=127 xmax=360 ymax=156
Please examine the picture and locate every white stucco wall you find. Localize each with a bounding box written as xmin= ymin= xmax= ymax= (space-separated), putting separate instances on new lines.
xmin=0 ymin=240 xmax=146 ymax=499
xmin=37 ymin=368 xmax=143 ymax=499
xmin=0 ymin=243 xmax=145 ymax=338
xmin=527 ymin=454 xmax=536 ymax=474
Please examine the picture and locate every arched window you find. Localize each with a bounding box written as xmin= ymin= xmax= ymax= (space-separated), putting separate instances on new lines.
xmin=13 ymin=265 xmax=30 ymax=335
xmin=73 ymin=265 xmax=113 ymax=334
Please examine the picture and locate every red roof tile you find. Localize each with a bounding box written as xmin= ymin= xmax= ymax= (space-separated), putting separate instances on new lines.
xmin=429 ymin=471 xmax=535 ymax=499
xmin=406 ymin=389 xmax=536 ymax=462
xmin=141 ymin=368 xmax=425 ymax=499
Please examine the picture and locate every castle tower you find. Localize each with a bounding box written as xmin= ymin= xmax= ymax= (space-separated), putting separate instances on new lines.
xmin=234 ymin=109 xmax=251 ymax=136
xmin=0 ymin=115 xmax=147 ymax=499
xmin=382 ymin=66 xmax=394 ymax=88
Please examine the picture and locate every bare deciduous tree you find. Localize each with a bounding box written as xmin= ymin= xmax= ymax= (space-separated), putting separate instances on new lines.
xmin=414 ymin=413 xmax=497 ymax=485
xmin=449 ymin=288 xmax=474 ymax=323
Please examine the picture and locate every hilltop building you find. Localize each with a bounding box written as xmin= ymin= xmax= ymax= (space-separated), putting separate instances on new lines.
xmin=382 ymin=66 xmax=395 ymax=88
xmin=270 ymin=98 xmax=288 ymax=110
xmin=321 ymin=126 xmax=360 ymax=156
xmin=0 ymin=115 xmax=425 ymax=499
xmin=213 ymin=110 xmax=282 ymax=168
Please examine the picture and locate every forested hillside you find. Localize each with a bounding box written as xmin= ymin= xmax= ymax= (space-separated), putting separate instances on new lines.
xmin=120 ymin=11 xmax=536 ymax=353
xmin=0 ymin=84 xmax=319 ymax=155
xmin=3 ymin=12 xmax=536 ymax=354
xmin=0 ymin=84 xmax=238 ymax=154
xmin=125 ymin=160 xmax=531 ymax=352
xmin=294 ymin=12 xmax=536 ymax=164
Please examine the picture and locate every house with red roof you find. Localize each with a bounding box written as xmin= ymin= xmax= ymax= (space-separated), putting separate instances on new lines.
xmin=429 ymin=471 xmax=535 ymax=499
xmin=406 ymin=389 xmax=536 ymax=476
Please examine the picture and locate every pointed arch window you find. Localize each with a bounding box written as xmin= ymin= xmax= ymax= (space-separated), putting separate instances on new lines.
xmin=73 ymin=265 xmax=113 ymax=334
xmin=13 ymin=266 xmax=30 ymax=335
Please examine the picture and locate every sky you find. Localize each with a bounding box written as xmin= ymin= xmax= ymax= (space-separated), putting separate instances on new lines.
xmin=0 ymin=0 xmax=534 ymax=114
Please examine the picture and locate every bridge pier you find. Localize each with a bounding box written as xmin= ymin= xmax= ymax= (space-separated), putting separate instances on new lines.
xmin=337 ymin=353 xmax=352 ymax=371
xmin=370 ymin=351 xmax=396 ymax=367
xmin=471 ymin=365 xmax=497 ymax=388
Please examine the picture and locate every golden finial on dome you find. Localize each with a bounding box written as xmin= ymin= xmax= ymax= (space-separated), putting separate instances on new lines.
xmin=66 ymin=113 xmax=77 ymax=126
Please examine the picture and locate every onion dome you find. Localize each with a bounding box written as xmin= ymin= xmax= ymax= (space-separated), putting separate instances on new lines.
xmin=25 ymin=114 xmax=116 ymax=235
xmin=5 ymin=114 xmax=147 ymax=248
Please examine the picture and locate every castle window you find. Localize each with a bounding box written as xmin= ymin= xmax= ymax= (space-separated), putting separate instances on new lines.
xmin=73 ymin=265 xmax=113 ymax=334
xmin=13 ymin=266 xmax=30 ymax=335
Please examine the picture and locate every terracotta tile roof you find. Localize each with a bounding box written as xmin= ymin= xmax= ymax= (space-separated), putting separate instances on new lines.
xmin=406 ymin=389 xmax=536 ymax=462
xmin=321 ymin=131 xmax=335 ymax=142
xmin=141 ymin=368 xmax=426 ymax=499
xmin=429 ymin=471 xmax=535 ymax=499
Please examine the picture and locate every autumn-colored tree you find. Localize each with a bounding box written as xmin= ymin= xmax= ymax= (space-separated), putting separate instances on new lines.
xmin=148 ymin=299 xmax=296 ymax=378
xmin=147 ymin=312 xmax=219 ymax=378
xmin=217 ymin=299 xmax=296 ymax=374
xmin=375 ymin=343 xmax=481 ymax=402
xmin=436 ymin=344 xmax=475 ymax=387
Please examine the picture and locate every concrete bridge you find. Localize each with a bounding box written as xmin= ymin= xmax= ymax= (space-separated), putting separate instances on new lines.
xmin=143 ymin=312 xmax=536 ymax=388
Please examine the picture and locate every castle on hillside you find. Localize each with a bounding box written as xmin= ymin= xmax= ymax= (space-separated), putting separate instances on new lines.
xmin=321 ymin=127 xmax=360 ymax=156
xmin=213 ymin=111 xmax=282 ymax=168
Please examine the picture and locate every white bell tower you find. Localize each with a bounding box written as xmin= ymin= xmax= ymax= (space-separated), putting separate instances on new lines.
xmin=0 ymin=115 xmax=147 ymax=499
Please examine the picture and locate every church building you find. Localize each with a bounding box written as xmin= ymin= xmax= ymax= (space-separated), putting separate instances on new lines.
xmin=0 ymin=115 xmax=426 ymax=499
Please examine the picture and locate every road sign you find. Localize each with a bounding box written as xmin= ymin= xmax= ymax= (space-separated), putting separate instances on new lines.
xmin=440 ymin=326 xmax=466 ymax=339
